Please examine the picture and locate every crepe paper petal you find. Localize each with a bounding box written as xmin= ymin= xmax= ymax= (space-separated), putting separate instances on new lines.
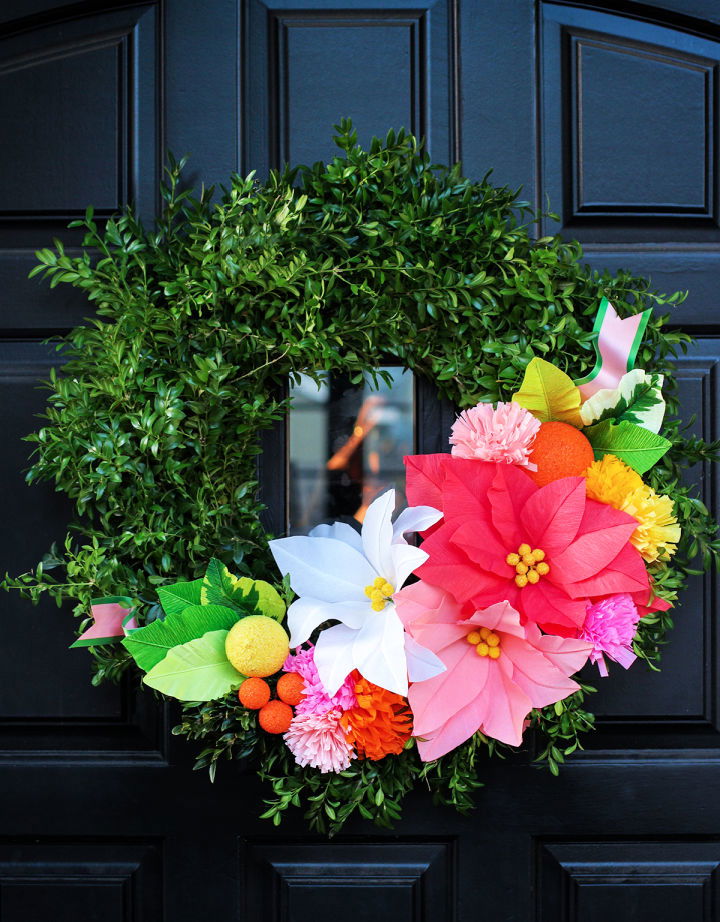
xmin=390 ymin=542 xmax=429 ymax=592
xmin=269 ymin=535 xmax=376 ymax=603
xmin=71 ymin=596 xmax=137 ymax=648
xmin=416 ymin=696 xmax=488 ymax=762
xmin=410 ymin=640 xmax=489 ymax=735
xmin=519 ymin=581 xmax=587 ymax=633
xmin=391 ymin=505 xmax=443 ymax=544
xmin=352 ymin=608 xmax=409 ymax=696
xmin=465 ymin=600 xmax=527 ymax=639
xmin=404 ymin=634 xmax=447 ymax=683
xmin=404 ymin=453 xmax=453 ymax=514
xmin=511 ymin=357 xmax=583 ymax=427
xmin=418 ymin=524 xmax=508 ymax=603
xmin=579 ymin=594 xmax=640 ymax=677
xmin=122 ymin=603 xmax=238 ymax=672
xmin=567 ymin=542 xmax=648 ymax=599
xmin=579 ymin=369 xmax=666 ymax=433
xmin=584 ymin=418 xmax=671 ymax=474
xmin=286 ymin=597 xmax=370 ymax=647
xmin=449 ymin=520 xmax=511 ymax=578
xmin=394 ymin=580 xmax=466 ymax=631
xmin=143 ymin=629 xmax=243 ymax=702
xmin=488 ymin=464 xmax=537 ymax=551
xmin=520 ymin=476 xmax=586 ymax=556
xmin=551 ymin=500 xmax=638 ymax=583
xmin=313 ymin=623 xmax=362 ymax=697
xmin=575 ymin=298 xmax=651 ymax=400
xmin=438 ymin=459 xmax=499 ymax=528
xmin=478 ymin=659 xmax=533 ymax=747
xmin=309 ymin=520 xmax=363 ymax=552
xmin=157 ymin=579 xmax=203 ymax=618
xmin=361 ymin=488 xmax=396 ymax=580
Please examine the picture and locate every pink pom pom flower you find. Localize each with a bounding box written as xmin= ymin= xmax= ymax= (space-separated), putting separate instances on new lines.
xmin=284 ymin=709 xmax=355 ymax=773
xmin=449 ymin=401 xmax=540 ymax=470
xmin=579 ymin=593 xmax=641 ymax=677
xmin=283 ymin=645 xmax=358 ymax=716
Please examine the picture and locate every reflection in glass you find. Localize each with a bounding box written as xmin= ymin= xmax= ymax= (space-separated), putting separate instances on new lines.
xmin=288 ymin=368 xmax=415 ymax=534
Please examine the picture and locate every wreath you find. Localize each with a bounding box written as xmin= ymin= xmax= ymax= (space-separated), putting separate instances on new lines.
xmin=6 ymin=121 xmax=720 ymax=835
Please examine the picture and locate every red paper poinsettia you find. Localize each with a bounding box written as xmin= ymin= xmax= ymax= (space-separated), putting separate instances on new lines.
xmin=405 ymin=455 xmax=648 ymax=635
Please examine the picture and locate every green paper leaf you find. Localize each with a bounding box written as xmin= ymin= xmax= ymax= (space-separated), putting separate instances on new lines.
xmin=201 ymin=558 xmax=285 ymax=621
xmin=580 ymin=369 xmax=666 ymax=433
xmin=584 ymin=419 xmax=671 ymax=474
xmin=143 ymin=630 xmax=243 ymax=702
xmin=122 ymin=603 xmax=239 ymax=672
xmin=157 ymin=578 xmax=204 ymax=618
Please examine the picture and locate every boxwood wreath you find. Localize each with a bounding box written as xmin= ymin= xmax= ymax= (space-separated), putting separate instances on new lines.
xmin=5 ymin=121 xmax=720 ymax=835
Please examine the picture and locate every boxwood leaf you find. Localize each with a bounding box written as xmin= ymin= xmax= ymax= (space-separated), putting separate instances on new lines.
xmin=143 ymin=630 xmax=243 ymax=701
xmin=122 ymin=603 xmax=239 ymax=672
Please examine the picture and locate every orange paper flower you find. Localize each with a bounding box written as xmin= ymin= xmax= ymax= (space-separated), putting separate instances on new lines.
xmin=341 ymin=673 xmax=412 ymax=760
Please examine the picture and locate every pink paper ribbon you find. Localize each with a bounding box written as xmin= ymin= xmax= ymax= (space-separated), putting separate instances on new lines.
xmin=71 ymin=596 xmax=137 ymax=648
xmin=576 ymin=298 xmax=650 ymax=400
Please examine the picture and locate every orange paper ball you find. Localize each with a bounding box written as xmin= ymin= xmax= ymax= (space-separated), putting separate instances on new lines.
xmin=276 ymin=671 xmax=305 ymax=706
xmin=238 ymin=677 xmax=271 ymax=710
xmin=527 ymin=421 xmax=595 ymax=487
xmin=258 ymin=699 xmax=294 ymax=735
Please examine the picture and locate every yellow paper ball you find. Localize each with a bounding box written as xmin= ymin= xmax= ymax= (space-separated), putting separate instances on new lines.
xmin=225 ymin=615 xmax=290 ymax=677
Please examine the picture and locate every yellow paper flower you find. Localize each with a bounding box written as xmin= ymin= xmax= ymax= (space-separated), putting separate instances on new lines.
xmin=622 ymin=486 xmax=681 ymax=563
xmin=585 ymin=454 xmax=644 ymax=507
xmin=585 ymin=454 xmax=680 ymax=562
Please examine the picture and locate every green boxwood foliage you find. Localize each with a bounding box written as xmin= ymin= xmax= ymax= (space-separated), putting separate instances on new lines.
xmin=5 ymin=121 xmax=719 ymax=832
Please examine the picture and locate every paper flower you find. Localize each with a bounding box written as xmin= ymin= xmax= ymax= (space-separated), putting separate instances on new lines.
xmin=579 ymin=594 xmax=640 ymax=677
xmin=585 ymin=453 xmax=643 ymax=506
xmin=621 ymin=487 xmax=680 ymax=563
xmin=405 ymin=457 xmax=649 ymax=634
xmin=395 ymin=582 xmax=592 ymax=758
xmin=341 ymin=674 xmax=412 ymax=759
xmin=586 ymin=454 xmax=681 ymax=562
xmin=284 ymin=708 xmax=355 ymax=773
xmin=269 ymin=490 xmax=446 ymax=696
xmin=283 ymin=645 xmax=357 ymax=716
xmin=449 ymin=401 xmax=540 ymax=469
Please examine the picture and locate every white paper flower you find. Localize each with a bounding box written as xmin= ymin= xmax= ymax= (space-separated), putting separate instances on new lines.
xmin=269 ymin=490 xmax=445 ymax=696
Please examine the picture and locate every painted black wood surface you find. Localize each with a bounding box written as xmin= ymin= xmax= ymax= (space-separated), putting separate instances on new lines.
xmin=1 ymin=2 xmax=719 ymax=920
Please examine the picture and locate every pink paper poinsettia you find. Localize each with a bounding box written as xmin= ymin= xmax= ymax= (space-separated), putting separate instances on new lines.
xmin=395 ymin=581 xmax=592 ymax=759
xmin=404 ymin=456 xmax=649 ymax=635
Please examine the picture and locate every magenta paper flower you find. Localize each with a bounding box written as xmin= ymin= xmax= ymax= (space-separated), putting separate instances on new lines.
xmin=449 ymin=401 xmax=540 ymax=470
xmin=284 ymin=645 xmax=357 ymax=716
xmin=284 ymin=708 xmax=355 ymax=773
xmin=580 ymin=593 xmax=641 ymax=676
xmin=405 ymin=456 xmax=649 ymax=635
xmin=395 ymin=581 xmax=592 ymax=759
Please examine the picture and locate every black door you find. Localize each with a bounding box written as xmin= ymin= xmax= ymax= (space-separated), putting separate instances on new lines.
xmin=2 ymin=1 xmax=720 ymax=920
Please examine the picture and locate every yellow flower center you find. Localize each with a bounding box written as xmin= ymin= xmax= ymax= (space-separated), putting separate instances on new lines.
xmin=506 ymin=543 xmax=549 ymax=588
xmin=363 ymin=576 xmax=395 ymax=611
xmin=466 ymin=626 xmax=502 ymax=659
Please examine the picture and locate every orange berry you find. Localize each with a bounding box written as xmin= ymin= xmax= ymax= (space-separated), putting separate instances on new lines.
xmin=258 ymin=699 xmax=293 ymax=734
xmin=238 ymin=677 xmax=271 ymax=710
xmin=276 ymin=671 xmax=305 ymax=706
xmin=527 ymin=421 xmax=595 ymax=487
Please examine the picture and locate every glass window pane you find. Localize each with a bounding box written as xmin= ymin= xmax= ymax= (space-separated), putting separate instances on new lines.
xmin=288 ymin=368 xmax=415 ymax=534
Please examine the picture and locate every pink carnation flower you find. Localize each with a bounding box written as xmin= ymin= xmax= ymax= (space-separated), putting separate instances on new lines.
xmin=284 ymin=645 xmax=357 ymax=716
xmin=579 ymin=593 xmax=641 ymax=676
xmin=449 ymin=401 xmax=540 ymax=470
xmin=284 ymin=708 xmax=355 ymax=773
